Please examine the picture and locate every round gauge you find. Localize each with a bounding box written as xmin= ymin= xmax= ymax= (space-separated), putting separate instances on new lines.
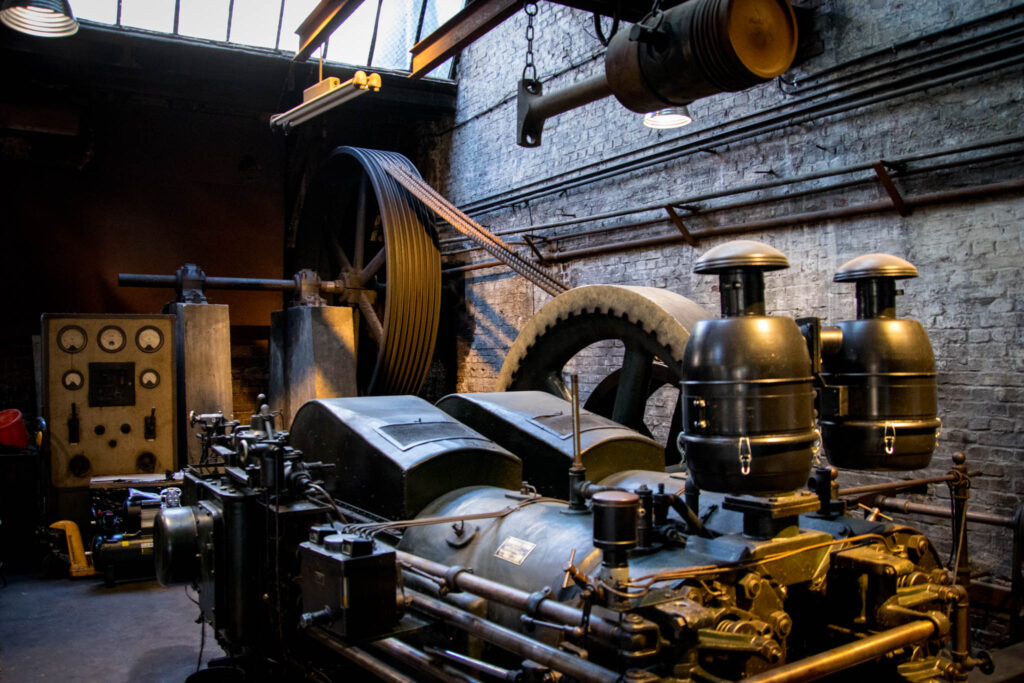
xmin=139 ymin=369 xmax=161 ymax=389
xmin=98 ymin=325 xmax=127 ymax=353
xmin=57 ymin=325 xmax=87 ymax=353
xmin=61 ymin=370 xmax=84 ymax=391
xmin=136 ymin=326 xmax=164 ymax=353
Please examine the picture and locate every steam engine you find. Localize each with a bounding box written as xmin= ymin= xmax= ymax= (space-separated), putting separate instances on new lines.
xmin=154 ymin=242 xmax=992 ymax=682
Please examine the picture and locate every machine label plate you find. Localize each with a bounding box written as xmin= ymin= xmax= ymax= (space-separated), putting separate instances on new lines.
xmin=494 ymin=537 xmax=536 ymax=565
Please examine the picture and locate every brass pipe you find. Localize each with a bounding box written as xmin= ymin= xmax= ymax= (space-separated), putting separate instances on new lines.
xmin=743 ymin=620 xmax=936 ymax=683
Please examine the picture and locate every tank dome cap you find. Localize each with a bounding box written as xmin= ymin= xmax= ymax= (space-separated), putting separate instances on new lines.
xmin=695 ymin=240 xmax=789 ymax=274
xmin=834 ymin=253 xmax=918 ymax=282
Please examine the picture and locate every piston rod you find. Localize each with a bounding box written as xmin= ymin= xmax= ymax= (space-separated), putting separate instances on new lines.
xmin=743 ymin=620 xmax=937 ymax=683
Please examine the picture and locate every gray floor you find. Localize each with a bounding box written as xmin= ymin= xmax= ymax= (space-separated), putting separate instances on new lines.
xmin=0 ymin=574 xmax=224 ymax=682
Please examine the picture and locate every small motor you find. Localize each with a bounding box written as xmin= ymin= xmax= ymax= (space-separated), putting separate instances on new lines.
xmin=679 ymin=240 xmax=818 ymax=494
xmin=819 ymin=254 xmax=940 ymax=470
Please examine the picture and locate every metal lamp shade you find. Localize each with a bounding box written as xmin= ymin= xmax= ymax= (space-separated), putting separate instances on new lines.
xmin=0 ymin=0 xmax=78 ymax=38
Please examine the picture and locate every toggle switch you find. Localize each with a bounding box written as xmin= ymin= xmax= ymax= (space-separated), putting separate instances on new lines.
xmin=144 ymin=407 xmax=156 ymax=441
xmin=68 ymin=403 xmax=80 ymax=444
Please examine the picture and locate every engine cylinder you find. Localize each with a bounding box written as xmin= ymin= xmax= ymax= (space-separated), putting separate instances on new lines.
xmin=679 ymin=241 xmax=817 ymax=494
xmin=821 ymin=254 xmax=940 ymax=470
xmin=592 ymin=491 xmax=639 ymax=567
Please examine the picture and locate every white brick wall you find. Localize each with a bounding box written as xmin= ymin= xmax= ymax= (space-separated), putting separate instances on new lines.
xmin=428 ymin=0 xmax=1024 ymax=580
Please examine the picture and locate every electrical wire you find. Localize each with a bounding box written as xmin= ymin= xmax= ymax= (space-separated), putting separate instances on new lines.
xmin=340 ymin=496 xmax=566 ymax=538
xmin=196 ymin=619 xmax=206 ymax=673
xmin=306 ymin=483 xmax=348 ymax=523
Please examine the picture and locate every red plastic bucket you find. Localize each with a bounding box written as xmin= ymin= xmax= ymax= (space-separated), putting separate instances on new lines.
xmin=0 ymin=409 xmax=29 ymax=449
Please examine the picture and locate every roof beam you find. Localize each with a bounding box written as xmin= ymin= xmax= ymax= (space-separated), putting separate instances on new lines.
xmin=294 ymin=0 xmax=366 ymax=63
xmin=409 ymin=0 xmax=520 ymax=79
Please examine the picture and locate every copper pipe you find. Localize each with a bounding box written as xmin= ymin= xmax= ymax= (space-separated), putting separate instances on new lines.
xmin=743 ymin=620 xmax=936 ymax=683
xmin=443 ymin=178 xmax=1024 ymax=275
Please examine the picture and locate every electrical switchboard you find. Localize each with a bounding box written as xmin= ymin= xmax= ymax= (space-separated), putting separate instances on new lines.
xmin=44 ymin=314 xmax=176 ymax=488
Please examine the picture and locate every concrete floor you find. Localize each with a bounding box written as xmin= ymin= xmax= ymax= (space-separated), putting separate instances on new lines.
xmin=2 ymin=572 xmax=1023 ymax=682
xmin=0 ymin=574 xmax=224 ymax=682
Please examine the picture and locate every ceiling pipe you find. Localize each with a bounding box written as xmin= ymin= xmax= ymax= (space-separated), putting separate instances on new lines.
xmin=517 ymin=0 xmax=798 ymax=147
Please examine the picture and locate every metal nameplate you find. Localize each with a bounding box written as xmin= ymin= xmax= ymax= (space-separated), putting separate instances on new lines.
xmin=494 ymin=536 xmax=536 ymax=565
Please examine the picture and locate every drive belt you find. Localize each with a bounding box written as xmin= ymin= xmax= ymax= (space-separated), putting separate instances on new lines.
xmin=381 ymin=161 xmax=569 ymax=297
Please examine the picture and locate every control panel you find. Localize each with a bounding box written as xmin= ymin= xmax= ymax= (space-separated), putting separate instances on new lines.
xmin=44 ymin=314 xmax=176 ymax=488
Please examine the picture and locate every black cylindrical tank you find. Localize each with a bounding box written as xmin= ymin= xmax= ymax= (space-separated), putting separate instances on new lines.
xmin=679 ymin=241 xmax=817 ymax=494
xmin=820 ymin=254 xmax=940 ymax=470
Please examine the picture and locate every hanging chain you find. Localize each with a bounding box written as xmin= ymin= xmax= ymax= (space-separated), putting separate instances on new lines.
xmin=522 ymin=2 xmax=539 ymax=83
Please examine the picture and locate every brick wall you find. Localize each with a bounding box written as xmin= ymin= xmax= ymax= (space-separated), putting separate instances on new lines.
xmin=428 ymin=0 xmax=1024 ymax=582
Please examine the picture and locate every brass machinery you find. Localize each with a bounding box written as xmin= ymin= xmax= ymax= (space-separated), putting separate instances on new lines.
xmin=153 ymin=241 xmax=997 ymax=682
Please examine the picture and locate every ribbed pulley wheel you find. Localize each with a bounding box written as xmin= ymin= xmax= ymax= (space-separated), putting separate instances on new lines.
xmin=496 ymin=285 xmax=712 ymax=464
xmin=290 ymin=147 xmax=441 ymax=395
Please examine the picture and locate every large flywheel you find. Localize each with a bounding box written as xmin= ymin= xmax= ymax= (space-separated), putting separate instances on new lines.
xmin=496 ymin=285 xmax=712 ymax=463
xmin=290 ymin=147 xmax=441 ymax=395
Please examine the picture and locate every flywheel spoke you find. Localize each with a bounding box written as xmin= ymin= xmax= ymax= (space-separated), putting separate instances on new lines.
xmin=611 ymin=345 xmax=654 ymax=429
xmin=358 ymin=248 xmax=386 ymax=286
xmin=357 ymin=292 xmax=385 ymax=344
xmin=328 ymin=229 xmax=353 ymax=274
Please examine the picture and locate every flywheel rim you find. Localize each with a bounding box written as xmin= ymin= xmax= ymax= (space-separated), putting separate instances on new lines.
xmin=497 ymin=285 xmax=712 ymax=463
xmin=290 ymin=146 xmax=441 ymax=396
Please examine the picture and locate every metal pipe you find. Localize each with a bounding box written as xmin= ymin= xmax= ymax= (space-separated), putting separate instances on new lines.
xmin=838 ymin=474 xmax=957 ymax=497
xmin=518 ymin=74 xmax=612 ymax=146
xmin=395 ymin=550 xmax=638 ymax=648
xmin=439 ymin=135 xmax=1024 ymax=247
xmin=307 ymin=628 xmax=417 ymax=683
xmin=743 ymin=620 xmax=937 ymax=683
xmin=869 ymin=496 xmax=1015 ymax=528
xmin=460 ymin=50 xmax=1024 ymax=215
xmin=405 ymin=589 xmax=621 ymax=683
xmin=118 ymin=272 xmax=298 ymax=292
xmin=425 ymin=647 xmax=517 ymax=682
xmin=368 ymin=639 xmax=481 ymax=683
xmin=528 ymin=74 xmax=611 ymax=127
xmin=443 ymin=177 xmax=1024 ymax=275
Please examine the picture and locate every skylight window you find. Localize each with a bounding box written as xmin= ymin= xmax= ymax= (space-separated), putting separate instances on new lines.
xmin=71 ymin=0 xmax=462 ymax=78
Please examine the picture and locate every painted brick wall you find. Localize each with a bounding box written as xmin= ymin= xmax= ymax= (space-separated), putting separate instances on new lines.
xmin=427 ymin=0 xmax=1024 ymax=582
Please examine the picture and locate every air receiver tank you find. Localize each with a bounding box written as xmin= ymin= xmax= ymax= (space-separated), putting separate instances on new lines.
xmin=679 ymin=241 xmax=818 ymax=494
xmin=820 ymin=254 xmax=940 ymax=470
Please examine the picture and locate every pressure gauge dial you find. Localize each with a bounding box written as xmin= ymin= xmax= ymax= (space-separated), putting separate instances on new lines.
xmin=57 ymin=325 xmax=87 ymax=353
xmin=62 ymin=370 xmax=84 ymax=391
xmin=139 ymin=369 xmax=161 ymax=389
xmin=98 ymin=325 xmax=127 ymax=353
xmin=136 ymin=326 xmax=164 ymax=353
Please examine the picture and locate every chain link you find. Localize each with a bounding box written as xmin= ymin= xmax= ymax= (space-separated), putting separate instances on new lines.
xmin=522 ymin=1 xmax=539 ymax=83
